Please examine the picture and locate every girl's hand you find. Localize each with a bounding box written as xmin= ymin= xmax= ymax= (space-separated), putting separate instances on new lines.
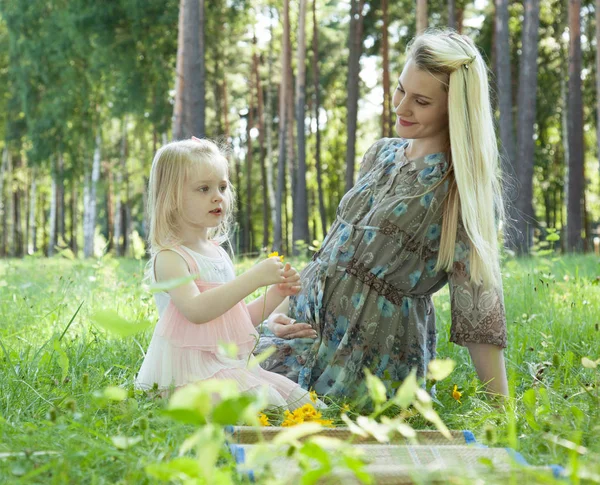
xmin=271 ymin=263 xmax=301 ymax=297
xmin=249 ymin=256 xmax=286 ymax=288
xmin=267 ymin=313 xmax=317 ymax=339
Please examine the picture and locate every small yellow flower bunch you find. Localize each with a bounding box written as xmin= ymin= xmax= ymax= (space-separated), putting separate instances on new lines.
xmin=258 ymin=413 xmax=271 ymax=427
xmin=341 ymin=403 xmax=351 ymax=414
xmin=452 ymin=384 xmax=462 ymax=404
xmin=268 ymin=251 xmax=284 ymax=262
xmin=281 ymin=403 xmax=333 ymax=428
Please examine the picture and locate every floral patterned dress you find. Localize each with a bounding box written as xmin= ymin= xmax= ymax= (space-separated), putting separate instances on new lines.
xmin=257 ymin=138 xmax=507 ymax=399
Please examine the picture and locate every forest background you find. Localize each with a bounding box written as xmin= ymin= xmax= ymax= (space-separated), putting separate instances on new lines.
xmin=0 ymin=0 xmax=597 ymax=259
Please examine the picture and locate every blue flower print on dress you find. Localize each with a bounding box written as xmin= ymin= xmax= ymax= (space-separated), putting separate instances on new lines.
xmin=377 ymin=296 xmax=395 ymax=318
xmin=364 ymin=229 xmax=376 ymax=244
xmin=402 ymin=297 xmax=412 ymax=317
xmin=351 ymin=293 xmax=366 ymax=309
xmin=424 ymin=153 xmax=444 ymax=166
xmin=393 ymin=202 xmax=408 ymax=217
xmin=331 ymin=316 xmax=349 ymax=346
xmin=454 ymin=239 xmax=469 ymax=263
xmin=338 ymin=245 xmax=356 ymax=263
xmin=370 ymin=265 xmax=387 ymax=277
xmin=417 ymin=166 xmax=441 ymax=187
xmin=409 ymin=269 xmax=422 ymax=287
xmin=338 ymin=224 xmax=351 ymax=245
xmin=426 ymin=224 xmax=441 ymax=240
xmin=420 ymin=192 xmax=434 ymax=209
xmin=425 ymin=258 xmax=438 ymax=276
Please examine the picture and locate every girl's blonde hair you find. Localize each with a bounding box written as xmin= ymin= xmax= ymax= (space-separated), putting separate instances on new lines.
xmin=146 ymin=138 xmax=235 ymax=257
xmin=406 ymin=29 xmax=504 ymax=288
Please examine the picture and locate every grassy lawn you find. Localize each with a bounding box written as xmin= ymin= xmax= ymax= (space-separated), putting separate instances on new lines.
xmin=0 ymin=253 xmax=598 ymax=483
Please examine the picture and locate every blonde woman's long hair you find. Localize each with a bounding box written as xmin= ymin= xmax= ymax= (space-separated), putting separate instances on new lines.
xmin=146 ymin=138 xmax=236 ymax=259
xmin=407 ymin=30 xmax=504 ymax=288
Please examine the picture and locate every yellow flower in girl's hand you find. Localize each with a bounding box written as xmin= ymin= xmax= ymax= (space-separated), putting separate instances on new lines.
xmin=268 ymin=251 xmax=284 ymax=262
xmin=309 ymin=390 xmax=318 ymax=403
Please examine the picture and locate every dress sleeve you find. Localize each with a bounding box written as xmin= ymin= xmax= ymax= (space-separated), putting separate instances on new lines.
xmin=448 ymin=226 xmax=508 ymax=349
xmin=357 ymin=138 xmax=389 ymax=181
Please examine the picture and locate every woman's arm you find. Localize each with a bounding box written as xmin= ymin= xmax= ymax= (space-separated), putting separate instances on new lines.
xmin=156 ymin=251 xmax=284 ymax=325
xmin=465 ymin=342 xmax=508 ymax=397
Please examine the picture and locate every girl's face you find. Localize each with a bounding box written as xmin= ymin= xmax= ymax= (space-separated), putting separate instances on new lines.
xmin=180 ymin=158 xmax=230 ymax=232
xmin=392 ymin=58 xmax=449 ymax=144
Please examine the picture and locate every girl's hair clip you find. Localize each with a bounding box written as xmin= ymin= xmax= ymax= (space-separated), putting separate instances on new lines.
xmin=463 ymin=56 xmax=476 ymax=70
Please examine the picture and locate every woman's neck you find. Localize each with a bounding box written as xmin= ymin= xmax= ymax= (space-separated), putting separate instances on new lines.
xmin=405 ymin=134 xmax=450 ymax=160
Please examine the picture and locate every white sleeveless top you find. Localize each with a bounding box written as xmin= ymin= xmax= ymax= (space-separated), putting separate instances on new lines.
xmin=153 ymin=245 xmax=236 ymax=318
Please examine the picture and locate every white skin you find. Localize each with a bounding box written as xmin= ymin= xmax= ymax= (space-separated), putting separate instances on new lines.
xmin=154 ymin=156 xmax=306 ymax=327
xmin=269 ymin=58 xmax=509 ymax=397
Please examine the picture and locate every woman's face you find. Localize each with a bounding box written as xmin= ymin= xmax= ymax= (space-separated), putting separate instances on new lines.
xmin=392 ymin=58 xmax=449 ymax=142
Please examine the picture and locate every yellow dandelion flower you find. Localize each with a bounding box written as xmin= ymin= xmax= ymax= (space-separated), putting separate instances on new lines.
xmin=268 ymin=251 xmax=284 ymax=261
xmin=452 ymin=384 xmax=462 ymax=404
xmin=309 ymin=390 xmax=318 ymax=403
xmin=315 ymin=418 xmax=334 ymax=428
xmin=341 ymin=404 xmax=351 ymax=414
xmin=258 ymin=413 xmax=271 ymax=427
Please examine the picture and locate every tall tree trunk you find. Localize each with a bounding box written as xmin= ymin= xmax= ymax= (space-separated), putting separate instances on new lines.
xmin=49 ymin=156 xmax=58 ymax=257
xmin=12 ymin=153 xmax=24 ymax=257
xmin=121 ymin=122 xmax=131 ymax=256
xmin=312 ymin=0 xmax=327 ymax=238
xmin=514 ymin=0 xmax=540 ymax=254
xmin=70 ymin=183 xmax=78 ymax=255
xmin=105 ymin=162 xmax=114 ymax=253
xmin=285 ymin=30 xmax=295 ymax=254
xmin=253 ymin=34 xmax=269 ymax=251
xmin=345 ymin=0 xmax=365 ymax=192
xmin=381 ymin=0 xmax=393 ymax=138
xmin=57 ymin=153 xmax=65 ymax=246
xmin=495 ymin=0 xmax=518 ymax=249
xmin=28 ymin=169 xmax=37 ymax=254
xmin=266 ymin=7 xmax=277 ymax=248
xmin=448 ymin=0 xmax=456 ymax=29
xmin=184 ymin=0 xmax=204 ymax=137
xmin=417 ymin=0 xmax=428 ymax=34
xmin=172 ymin=0 xmax=185 ymax=139
xmin=0 ymin=147 xmax=8 ymax=257
xmin=84 ymin=132 xmax=101 ymax=258
xmin=274 ymin=0 xmax=291 ymax=253
xmin=596 ymin=0 xmax=600 ymax=187
xmin=113 ymin=165 xmax=122 ymax=256
xmin=244 ymin=62 xmax=255 ymax=254
xmin=41 ymin=191 xmax=47 ymax=257
xmin=566 ymin=0 xmax=584 ymax=251
xmin=293 ymin=0 xmax=309 ymax=255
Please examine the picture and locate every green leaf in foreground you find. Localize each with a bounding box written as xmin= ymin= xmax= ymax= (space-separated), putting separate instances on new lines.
xmin=145 ymin=274 xmax=201 ymax=293
xmin=91 ymin=310 xmax=152 ymax=337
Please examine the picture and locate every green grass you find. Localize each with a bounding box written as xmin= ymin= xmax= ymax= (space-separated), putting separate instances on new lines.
xmin=0 ymin=253 xmax=599 ymax=483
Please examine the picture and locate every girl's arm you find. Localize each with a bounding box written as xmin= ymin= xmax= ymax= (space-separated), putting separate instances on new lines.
xmin=246 ymin=264 xmax=300 ymax=326
xmin=155 ymin=251 xmax=284 ymax=325
xmin=465 ymin=342 xmax=508 ymax=397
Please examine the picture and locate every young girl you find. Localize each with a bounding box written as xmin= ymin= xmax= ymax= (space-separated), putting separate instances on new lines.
xmin=135 ymin=137 xmax=319 ymax=410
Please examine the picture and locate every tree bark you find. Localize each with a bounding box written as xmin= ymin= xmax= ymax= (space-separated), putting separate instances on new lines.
xmin=57 ymin=153 xmax=65 ymax=246
xmin=70 ymin=183 xmax=78 ymax=255
xmin=566 ymin=0 xmax=584 ymax=251
xmin=381 ymin=0 xmax=392 ymax=138
xmin=49 ymin=156 xmax=58 ymax=257
xmin=274 ymin=0 xmax=291 ymax=252
xmin=596 ymin=0 xmax=600 ymax=190
xmin=244 ymin=60 xmax=255 ymax=254
xmin=448 ymin=0 xmax=456 ymax=29
xmin=417 ymin=0 xmax=428 ymax=34
xmin=344 ymin=0 xmax=365 ymax=192
xmin=12 ymin=153 xmax=24 ymax=257
xmin=27 ymin=168 xmax=37 ymax=254
xmin=293 ymin=0 xmax=310 ymax=255
xmin=84 ymin=132 xmax=101 ymax=258
xmin=172 ymin=0 xmax=186 ymax=139
xmin=0 ymin=147 xmax=9 ymax=257
xmin=514 ymin=0 xmax=540 ymax=254
xmin=312 ymin=0 xmax=327 ymax=238
xmin=266 ymin=8 xmax=277 ymax=247
xmin=495 ymin=0 xmax=518 ymax=250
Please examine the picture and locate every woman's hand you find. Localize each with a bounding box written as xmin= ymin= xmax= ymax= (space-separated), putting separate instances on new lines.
xmin=270 ymin=262 xmax=302 ymax=297
xmin=248 ymin=256 xmax=286 ymax=288
xmin=267 ymin=313 xmax=317 ymax=340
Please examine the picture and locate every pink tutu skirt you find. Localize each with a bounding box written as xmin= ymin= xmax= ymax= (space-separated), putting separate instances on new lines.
xmin=135 ymin=255 xmax=315 ymax=410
